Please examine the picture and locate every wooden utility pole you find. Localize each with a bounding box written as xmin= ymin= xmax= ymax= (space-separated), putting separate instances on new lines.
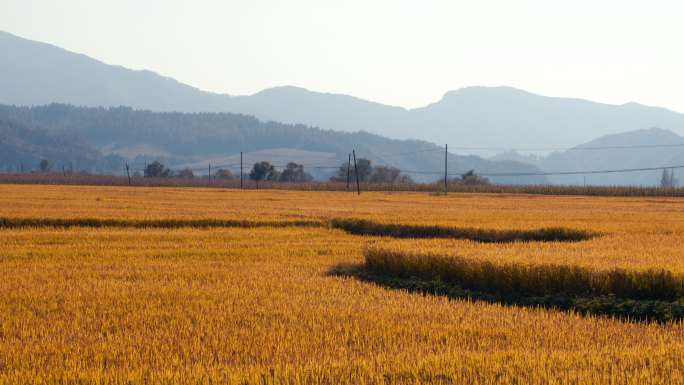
xmin=240 ymin=152 xmax=243 ymax=189
xmin=125 ymin=163 xmax=131 ymax=185
xmin=444 ymin=144 xmax=448 ymax=196
xmin=208 ymin=164 xmax=212 ymax=185
xmin=346 ymin=153 xmax=351 ymax=190
xmin=352 ymin=149 xmax=361 ymax=195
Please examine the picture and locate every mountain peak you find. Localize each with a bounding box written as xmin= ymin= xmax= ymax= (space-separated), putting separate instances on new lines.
xmin=254 ymin=85 xmax=310 ymax=95
xmin=441 ymin=86 xmax=535 ymax=100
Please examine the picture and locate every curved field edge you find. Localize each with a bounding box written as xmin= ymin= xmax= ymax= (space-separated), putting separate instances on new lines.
xmin=0 ymin=217 xmax=596 ymax=243
xmin=329 ymin=218 xmax=599 ymax=242
xmin=363 ymin=247 xmax=684 ymax=302
xmin=331 ymin=264 xmax=684 ymax=323
xmin=0 ymin=217 xmax=323 ymax=229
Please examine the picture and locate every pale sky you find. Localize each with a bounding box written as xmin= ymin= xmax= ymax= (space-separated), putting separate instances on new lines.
xmin=2 ymin=0 xmax=684 ymax=111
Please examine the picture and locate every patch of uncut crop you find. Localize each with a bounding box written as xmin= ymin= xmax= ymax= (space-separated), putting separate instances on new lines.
xmin=364 ymin=247 xmax=684 ymax=301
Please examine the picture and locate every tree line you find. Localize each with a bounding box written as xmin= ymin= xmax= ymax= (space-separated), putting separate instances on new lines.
xmin=137 ymin=158 xmax=496 ymax=186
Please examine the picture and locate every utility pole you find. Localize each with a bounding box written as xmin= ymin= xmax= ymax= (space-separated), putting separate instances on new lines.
xmin=125 ymin=163 xmax=131 ymax=185
xmin=240 ymin=152 xmax=243 ymax=190
xmin=444 ymin=144 xmax=448 ymax=196
xmin=352 ymin=149 xmax=361 ymax=195
xmin=62 ymin=165 xmax=66 ymax=177
xmin=346 ymin=153 xmax=351 ymax=190
xmin=208 ymin=163 xmax=212 ymax=185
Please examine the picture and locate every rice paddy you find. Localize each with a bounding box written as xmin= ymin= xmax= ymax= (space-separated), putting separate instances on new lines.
xmin=2 ymin=184 xmax=684 ymax=384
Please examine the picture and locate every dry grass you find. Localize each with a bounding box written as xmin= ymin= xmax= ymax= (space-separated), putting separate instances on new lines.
xmin=2 ymin=184 xmax=684 ymax=383
xmin=4 ymin=173 xmax=684 ymax=197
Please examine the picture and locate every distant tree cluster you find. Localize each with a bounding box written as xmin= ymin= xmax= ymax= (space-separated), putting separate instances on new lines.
xmin=140 ymin=160 xmax=313 ymax=186
xmin=144 ymin=161 xmax=171 ymax=178
xmin=39 ymin=159 xmax=52 ymax=173
xmin=330 ymin=158 xmax=413 ymax=184
xmin=249 ymin=161 xmax=313 ymax=187
xmin=442 ymin=170 xmax=490 ymax=186
xmin=661 ymin=168 xmax=678 ymax=188
xmin=458 ymin=170 xmax=490 ymax=185
xmin=214 ymin=168 xmax=234 ymax=180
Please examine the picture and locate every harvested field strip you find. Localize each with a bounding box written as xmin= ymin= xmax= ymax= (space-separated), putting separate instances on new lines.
xmin=330 ymin=218 xmax=598 ymax=242
xmin=365 ymin=248 xmax=684 ymax=301
xmin=0 ymin=217 xmax=323 ymax=229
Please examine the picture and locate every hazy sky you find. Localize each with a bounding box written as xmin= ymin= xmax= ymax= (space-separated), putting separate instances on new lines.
xmin=2 ymin=0 xmax=684 ymax=111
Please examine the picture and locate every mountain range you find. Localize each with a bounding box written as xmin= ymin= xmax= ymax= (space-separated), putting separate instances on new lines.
xmin=502 ymin=127 xmax=684 ymax=186
xmin=4 ymin=30 xmax=684 ymax=151
xmin=2 ymin=30 xmax=684 ymax=185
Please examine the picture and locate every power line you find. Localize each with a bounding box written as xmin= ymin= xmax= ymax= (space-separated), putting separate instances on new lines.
xmin=374 ymin=147 xmax=444 ymax=158
xmin=447 ymin=143 xmax=684 ymax=152
xmin=399 ymin=164 xmax=684 ymax=178
xmin=125 ymin=143 xmax=684 ymax=182
xmin=474 ymin=164 xmax=684 ymax=177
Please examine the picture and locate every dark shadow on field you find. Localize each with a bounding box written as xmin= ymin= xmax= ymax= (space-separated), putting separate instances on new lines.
xmin=0 ymin=216 xmax=600 ymax=244
xmin=328 ymin=218 xmax=599 ymax=243
xmin=328 ymin=263 xmax=684 ymax=324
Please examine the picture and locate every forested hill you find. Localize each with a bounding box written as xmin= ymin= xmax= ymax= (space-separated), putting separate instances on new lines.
xmin=0 ymin=118 xmax=122 ymax=173
xmin=0 ymin=104 xmax=547 ymax=184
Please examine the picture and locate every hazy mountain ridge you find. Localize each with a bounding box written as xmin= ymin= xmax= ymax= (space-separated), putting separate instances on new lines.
xmin=0 ymin=30 xmax=231 ymax=112
xmin=4 ymin=30 xmax=684 ymax=152
xmin=0 ymin=103 xmax=547 ymax=184
xmin=6 ymin=30 xmax=683 ymax=185
xmin=492 ymin=128 xmax=684 ymax=186
xmin=541 ymin=127 xmax=684 ymax=186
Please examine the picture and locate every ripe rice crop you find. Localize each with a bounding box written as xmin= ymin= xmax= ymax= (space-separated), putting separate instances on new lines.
xmin=364 ymin=247 xmax=684 ymax=301
xmin=3 ymin=184 xmax=684 ymax=383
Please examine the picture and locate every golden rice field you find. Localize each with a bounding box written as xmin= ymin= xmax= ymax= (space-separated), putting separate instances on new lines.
xmin=2 ymin=184 xmax=684 ymax=384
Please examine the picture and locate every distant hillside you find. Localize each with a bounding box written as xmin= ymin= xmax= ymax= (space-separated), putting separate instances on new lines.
xmin=0 ymin=118 xmax=122 ymax=173
xmin=3 ymin=31 xmax=684 ymax=152
xmin=0 ymin=104 xmax=547 ymax=184
xmin=536 ymin=128 xmax=684 ymax=186
xmin=0 ymin=31 xmax=229 ymax=112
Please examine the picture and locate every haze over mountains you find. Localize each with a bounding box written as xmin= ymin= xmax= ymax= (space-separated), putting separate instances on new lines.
xmin=0 ymin=104 xmax=547 ymax=184
xmin=518 ymin=127 xmax=684 ymax=186
xmin=4 ymin=30 xmax=684 ymax=150
xmin=2 ymin=30 xmax=684 ymax=185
